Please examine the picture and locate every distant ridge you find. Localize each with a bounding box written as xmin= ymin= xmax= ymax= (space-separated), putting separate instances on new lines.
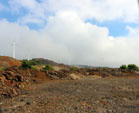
xmin=32 ymin=58 xmax=58 ymax=66
xmin=77 ymin=65 xmax=113 ymax=69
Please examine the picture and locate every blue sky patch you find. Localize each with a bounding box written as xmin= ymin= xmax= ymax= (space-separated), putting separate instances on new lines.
xmin=0 ymin=0 xmax=9 ymax=5
xmin=0 ymin=0 xmax=138 ymax=37
xmin=87 ymin=19 xmax=139 ymax=37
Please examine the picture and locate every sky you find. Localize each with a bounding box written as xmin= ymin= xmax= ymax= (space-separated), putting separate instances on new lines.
xmin=0 ymin=0 xmax=139 ymax=67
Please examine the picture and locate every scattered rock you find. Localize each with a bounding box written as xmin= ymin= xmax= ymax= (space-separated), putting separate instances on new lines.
xmin=69 ymin=74 xmax=81 ymax=80
xmin=26 ymin=102 xmax=31 ymax=105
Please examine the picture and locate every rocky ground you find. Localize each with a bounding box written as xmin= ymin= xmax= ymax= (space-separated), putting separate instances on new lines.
xmin=0 ymin=56 xmax=139 ymax=113
xmin=0 ymin=77 xmax=139 ymax=113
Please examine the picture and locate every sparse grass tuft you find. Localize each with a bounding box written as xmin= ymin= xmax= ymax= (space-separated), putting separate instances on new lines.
xmin=0 ymin=67 xmax=4 ymax=71
xmin=32 ymin=66 xmax=40 ymax=70
xmin=70 ymin=66 xmax=79 ymax=71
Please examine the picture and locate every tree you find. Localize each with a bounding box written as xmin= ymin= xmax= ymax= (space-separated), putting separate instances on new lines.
xmin=120 ymin=65 xmax=127 ymax=69
xmin=127 ymin=64 xmax=139 ymax=71
xmin=21 ymin=60 xmax=32 ymax=69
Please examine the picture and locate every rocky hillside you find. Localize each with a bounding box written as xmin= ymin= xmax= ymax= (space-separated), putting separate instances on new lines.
xmin=0 ymin=56 xmax=139 ymax=103
xmin=0 ymin=56 xmax=21 ymax=67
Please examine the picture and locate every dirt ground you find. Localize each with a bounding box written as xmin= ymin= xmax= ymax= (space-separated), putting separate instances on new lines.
xmin=0 ymin=77 xmax=139 ymax=113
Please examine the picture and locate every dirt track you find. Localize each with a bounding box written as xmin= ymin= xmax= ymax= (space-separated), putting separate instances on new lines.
xmin=1 ymin=77 xmax=139 ymax=113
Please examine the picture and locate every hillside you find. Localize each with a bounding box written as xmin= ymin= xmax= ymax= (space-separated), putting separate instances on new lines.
xmin=0 ymin=57 xmax=139 ymax=113
xmin=32 ymin=58 xmax=58 ymax=66
xmin=0 ymin=56 xmax=21 ymax=67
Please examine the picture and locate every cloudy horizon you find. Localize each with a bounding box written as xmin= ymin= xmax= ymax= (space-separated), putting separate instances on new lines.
xmin=0 ymin=0 xmax=139 ymax=67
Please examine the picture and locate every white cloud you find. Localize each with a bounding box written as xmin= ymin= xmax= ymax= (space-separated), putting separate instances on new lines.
xmin=9 ymin=0 xmax=48 ymax=24
xmin=0 ymin=19 xmax=70 ymax=63
xmin=0 ymin=11 xmax=139 ymax=67
xmin=47 ymin=0 xmax=139 ymax=22
xmin=9 ymin=0 xmax=38 ymax=10
xmin=8 ymin=0 xmax=139 ymax=24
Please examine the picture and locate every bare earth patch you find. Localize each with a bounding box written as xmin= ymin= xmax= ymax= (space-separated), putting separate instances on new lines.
xmin=0 ymin=77 xmax=139 ymax=113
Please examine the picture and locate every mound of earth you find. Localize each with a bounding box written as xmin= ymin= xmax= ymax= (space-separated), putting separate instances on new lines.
xmin=0 ymin=56 xmax=21 ymax=67
xmin=32 ymin=58 xmax=58 ymax=66
xmin=0 ymin=66 xmax=51 ymax=100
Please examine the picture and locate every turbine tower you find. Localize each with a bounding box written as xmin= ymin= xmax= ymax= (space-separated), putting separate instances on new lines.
xmin=138 ymin=0 xmax=139 ymax=9
xmin=68 ymin=57 xmax=70 ymax=65
xmin=12 ymin=42 xmax=16 ymax=58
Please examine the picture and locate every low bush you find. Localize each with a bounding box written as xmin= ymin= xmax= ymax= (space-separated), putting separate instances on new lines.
xmin=20 ymin=59 xmax=42 ymax=69
xmin=30 ymin=59 xmax=41 ymax=65
xmin=120 ymin=65 xmax=127 ymax=69
xmin=32 ymin=66 xmax=40 ymax=70
xmin=43 ymin=64 xmax=53 ymax=71
xmin=82 ymin=68 xmax=89 ymax=71
xmin=0 ymin=67 xmax=4 ymax=71
xmin=21 ymin=60 xmax=32 ymax=69
xmin=70 ymin=66 xmax=79 ymax=71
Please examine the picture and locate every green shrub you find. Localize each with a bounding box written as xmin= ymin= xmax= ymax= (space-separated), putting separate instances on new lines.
xmin=70 ymin=66 xmax=79 ymax=71
xmin=43 ymin=64 xmax=53 ymax=71
xmin=30 ymin=59 xmax=41 ymax=65
xmin=120 ymin=65 xmax=127 ymax=69
xmin=0 ymin=67 xmax=4 ymax=71
xmin=32 ymin=66 xmax=40 ymax=70
xmin=127 ymin=64 xmax=139 ymax=71
xmin=82 ymin=68 xmax=89 ymax=71
xmin=103 ymin=67 xmax=109 ymax=71
xmin=21 ymin=60 xmax=32 ymax=69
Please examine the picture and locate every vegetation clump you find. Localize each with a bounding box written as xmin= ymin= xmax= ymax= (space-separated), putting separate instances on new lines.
xmin=127 ymin=64 xmax=139 ymax=71
xmin=120 ymin=65 xmax=127 ymax=70
xmin=70 ymin=66 xmax=79 ymax=71
xmin=0 ymin=67 xmax=4 ymax=71
xmin=120 ymin=64 xmax=139 ymax=71
xmin=21 ymin=60 xmax=32 ymax=69
xmin=32 ymin=66 xmax=40 ymax=70
xmin=29 ymin=59 xmax=41 ymax=65
xmin=43 ymin=64 xmax=54 ymax=71
xmin=20 ymin=59 xmax=41 ymax=69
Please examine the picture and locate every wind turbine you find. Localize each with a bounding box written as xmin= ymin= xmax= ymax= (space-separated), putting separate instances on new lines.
xmin=68 ymin=57 xmax=71 ymax=65
xmin=138 ymin=0 xmax=139 ymax=8
xmin=12 ymin=42 xmax=16 ymax=58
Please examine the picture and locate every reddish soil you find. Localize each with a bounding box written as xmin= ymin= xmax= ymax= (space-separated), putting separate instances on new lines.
xmin=0 ymin=57 xmax=139 ymax=113
xmin=0 ymin=77 xmax=139 ymax=113
xmin=0 ymin=56 xmax=21 ymax=67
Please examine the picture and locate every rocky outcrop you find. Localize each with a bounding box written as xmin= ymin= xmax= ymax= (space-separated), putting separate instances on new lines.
xmin=0 ymin=56 xmax=21 ymax=67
